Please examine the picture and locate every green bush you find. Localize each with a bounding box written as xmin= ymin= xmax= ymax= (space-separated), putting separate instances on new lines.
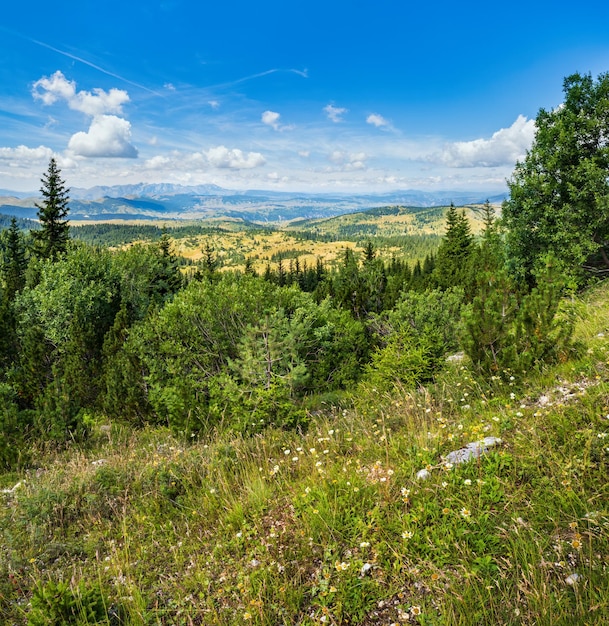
xmin=27 ymin=579 xmax=108 ymax=626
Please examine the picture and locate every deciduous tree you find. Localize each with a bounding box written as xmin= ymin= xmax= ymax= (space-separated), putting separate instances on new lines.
xmin=503 ymin=72 xmax=609 ymax=285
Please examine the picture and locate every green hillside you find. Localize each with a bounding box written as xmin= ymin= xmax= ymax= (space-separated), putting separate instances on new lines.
xmin=1 ymin=280 xmax=608 ymax=624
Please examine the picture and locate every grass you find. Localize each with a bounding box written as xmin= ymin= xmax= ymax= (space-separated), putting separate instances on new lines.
xmin=2 ymin=283 xmax=609 ymax=624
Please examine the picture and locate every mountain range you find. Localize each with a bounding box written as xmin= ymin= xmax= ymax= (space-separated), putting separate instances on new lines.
xmin=0 ymin=183 xmax=507 ymax=223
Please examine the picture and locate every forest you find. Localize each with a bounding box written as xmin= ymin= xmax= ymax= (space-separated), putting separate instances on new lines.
xmin=0 ymin=72 xmax=608 ymax=625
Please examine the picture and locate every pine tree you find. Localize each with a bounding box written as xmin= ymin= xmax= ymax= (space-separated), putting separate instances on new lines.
xmin=432 ymin=203 xmax=474 ymax=290
xmin=2 ymin=217 xmax=27 ymax=300
xmin=32 ymin=158 xmax=70 ymax=260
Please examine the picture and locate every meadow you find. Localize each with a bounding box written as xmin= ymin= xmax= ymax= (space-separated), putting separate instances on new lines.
xmin=1 ymin=278 xmax=607 ymax=625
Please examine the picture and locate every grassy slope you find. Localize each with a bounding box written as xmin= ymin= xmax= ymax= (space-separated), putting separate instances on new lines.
xmin=1 ymin=283 xmax=609 ymax=625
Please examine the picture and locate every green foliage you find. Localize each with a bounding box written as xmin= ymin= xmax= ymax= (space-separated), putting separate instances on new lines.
xmin=360 ymin=327 xmax=434 ymax=396
xmin=27 ymin=579 xmax=108 ymax=626
xmin=0 ymin=384 xmax=31 ymax=469
xmin=13 ymin=244 xmax=120 ymax=438
xmin=462 ymin=255 xmax=576 ymax=374
xmin=388 ymin=287 xmax=465 ymax=359
xmin=1 ymin=217 xmax=27 ymax=300
xmin=503 ymin=72 xmax=609 ymax=286
xmin=432 ymin=203 xmax=474 ymax=290
xmin=31 ymin=158 xmax=70 ymax=261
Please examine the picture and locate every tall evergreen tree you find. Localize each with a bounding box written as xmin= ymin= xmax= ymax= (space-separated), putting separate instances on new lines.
xmin=32 ymin=158 xmax=70 ymax=260
xmin=1 ymin=217 xmax=27 ymax=301
xmin=432 ymin=203 xmax=474 ymax=290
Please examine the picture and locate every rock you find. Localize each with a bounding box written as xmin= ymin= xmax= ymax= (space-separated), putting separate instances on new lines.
xmin=565 ymin=573 xmax=581 ymax=585
xmin=416 ymin=469 xmax=431 ymax=481
xmin=443 ymin=437 xmax=502 ymax=466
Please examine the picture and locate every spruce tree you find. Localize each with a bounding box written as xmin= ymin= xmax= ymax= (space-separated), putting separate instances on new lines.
xmin=2 ymin=217 xmax=27 ymax=301
xmin=32 ymin=158 xmax=70 ymax=260
xmin=432 ymin=203 xmax=474 ymax=290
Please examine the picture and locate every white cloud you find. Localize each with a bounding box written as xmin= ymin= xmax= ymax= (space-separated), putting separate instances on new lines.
xmin=68 ymin=115 xmax=138 ymax=158
xmin=328 ymin=150 xmax=367 ymax=171
xmin=0 ymin=145 xmax=54 ymax=165
xmin=33 ymin=71 xmax=130 ymax=116
xmin=206 ymin=145 xmax=266 ymax=169
xmin=262 ymin=110 xmax=281 ymax=130
xmin=142 ymin=147 xmax=266 ymax=172
xmin=366 ymin=113 xmax=390 ymax=128
xmin=437 ymin=115 xmax=535 ymax=167
xmin=261 ymin=110 xmax=293 ymax=132
xmin=324 ymin=104 xmax=348 ymax=123
xmin=208 ymin=100 xmax=220 ymax=109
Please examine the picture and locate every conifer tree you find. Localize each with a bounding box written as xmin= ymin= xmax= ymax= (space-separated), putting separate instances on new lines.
xmin=432 ymin=203 xmax=474 ymax=290
xmin=2 ymin=217 xmax=27 ymax=300
xmin=32 ymin=158 xmax=70 ymax=260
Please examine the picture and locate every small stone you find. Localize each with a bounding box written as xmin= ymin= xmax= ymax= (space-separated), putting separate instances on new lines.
xmin=416 ymin=469 xmax=431 ymax=481
xmin=565 ymin=573 xmax=581 ymax=585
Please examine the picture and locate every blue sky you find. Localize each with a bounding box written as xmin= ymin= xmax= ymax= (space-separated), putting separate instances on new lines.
xmin=1 ymin=0 xmax=609 ymax=193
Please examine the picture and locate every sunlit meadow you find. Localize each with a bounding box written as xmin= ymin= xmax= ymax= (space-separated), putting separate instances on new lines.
xmin=1 ymin=282 xmax=609 ymax=624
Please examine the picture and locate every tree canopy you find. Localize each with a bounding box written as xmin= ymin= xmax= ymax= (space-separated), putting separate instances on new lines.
xmin=503 ymin=72 xmax=609 ymax=285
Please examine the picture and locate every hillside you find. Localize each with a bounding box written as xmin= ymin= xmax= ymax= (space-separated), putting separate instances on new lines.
xmin=1 ymin=280 xmax=608 ymax=624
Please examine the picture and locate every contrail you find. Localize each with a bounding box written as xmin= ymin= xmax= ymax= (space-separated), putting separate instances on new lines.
xmin=30 ymin=38 xmax=163 ymax=96
xmin=211 ymin=68 xmax=309 ymax=90
xmin=1 ymin=27 xmax=162 ymax=96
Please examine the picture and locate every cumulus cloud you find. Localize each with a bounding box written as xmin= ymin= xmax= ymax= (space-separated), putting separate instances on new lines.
xmin=206 ymin=145 xmax=266 ymax=169
xmin=32 ymin=71 xmax=130 ymax=116
xmin=324 ymin=104 xmax=348 ymax=123
xmin=0 ymin=145 xmax=54 ymax=165
xmin=437 ymin=115 xmax=535 ymax=167
xmin=262 ymin=110 xmax=281 ymax=130
xmin=68 ymin=115 xmax=138 ymax=158
xmin=328 ymin=150 xmax=367 ymax=171
xmin=31 ymin=71 xmax=138 ymax=159
xmin=142 ymin=147 xmax=265 ymax=172
xmin=366 ymin=113 xmax=390 ymax=128
xmin=261 ymin=110 xmax=293 ymax=131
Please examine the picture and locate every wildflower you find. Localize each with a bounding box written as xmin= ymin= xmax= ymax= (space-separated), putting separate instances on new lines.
xmin=571 ymin=538 xmax=582 ymax=549
xmin=335 ymin=561 xmax=349 ymax=571
xmin=243 ymin=611 xmax=252 ymax=620
xmin=284 ymin=449 xmax=291 ymax=455
xmin=360 ymin=541 xmax=370 ymax=548
xmin=460 ymin=507 xmax=471 ymax=519
xmin=442 ymin=507 xmax=450 ymax=514
xmin=329 ymin=585 xmax=337 ymax=593
xmin=410 ymin=605 xmax=422 ymax=616
xmin=463 ymin=479 xmax=472 ymax=486
xmin=402 ymin=531 xmax=414 ymax=539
